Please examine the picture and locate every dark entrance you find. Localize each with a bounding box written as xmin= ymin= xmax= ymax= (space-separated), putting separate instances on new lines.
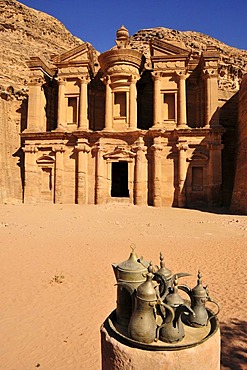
xmin=111 ymin=161 xmax=129 ymax=197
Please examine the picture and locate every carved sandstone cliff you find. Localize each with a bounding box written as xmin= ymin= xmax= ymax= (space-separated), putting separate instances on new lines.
xmin=0 ymin=0 xmax=246 ymax=209
xmin=0 ymin=0 xmax=83 ymax=203
xmin=231 ymin=75 xmax=247 ymax=213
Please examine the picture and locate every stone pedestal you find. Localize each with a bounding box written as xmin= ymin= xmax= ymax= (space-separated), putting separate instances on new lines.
xmin=101 ymin=313 xmax=220 ymax=370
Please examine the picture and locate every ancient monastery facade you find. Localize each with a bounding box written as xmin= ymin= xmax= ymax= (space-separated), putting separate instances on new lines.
xmin=22 ymin=26 xmax=224 ymax=207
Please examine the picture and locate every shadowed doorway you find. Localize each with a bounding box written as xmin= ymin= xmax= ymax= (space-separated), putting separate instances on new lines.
xmin=111 ymin=162 xmax=129 ymax=197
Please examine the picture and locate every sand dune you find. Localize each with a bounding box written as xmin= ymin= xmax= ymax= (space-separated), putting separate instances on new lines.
xmin=0 ymin=204 xmax=246 ymax=369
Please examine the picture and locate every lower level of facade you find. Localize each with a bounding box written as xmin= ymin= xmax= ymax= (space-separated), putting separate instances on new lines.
xmin=22 ymin=127 xmax=223 ymax=208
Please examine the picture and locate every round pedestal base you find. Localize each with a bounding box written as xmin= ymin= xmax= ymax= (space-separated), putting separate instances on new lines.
xmin=101 ymin=312 xmax=220 ymax=370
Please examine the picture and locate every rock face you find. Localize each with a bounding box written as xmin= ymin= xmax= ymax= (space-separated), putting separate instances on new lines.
xmin=231 ymin=75 xmax=247 ymax=213
xmin=0 ymin=0 xmax=246 ymax=209
xmin=0 ymin=0 xmax=83 ymax=203
xmin=0 ymin=0 xmax=82 ymax=89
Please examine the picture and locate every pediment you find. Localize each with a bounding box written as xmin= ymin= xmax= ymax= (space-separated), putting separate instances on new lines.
xmin=150 ymin=38 xmax=189 ymax=57
xmin=52 ymin=43 xmax=91 ymax=66
xmin=188 ymin=151 xmax=208 ymax=162
xmin=36 ymin=155 xmax=55 ymax=165
xmin=104 ymin=146 xmax=136 ymax=161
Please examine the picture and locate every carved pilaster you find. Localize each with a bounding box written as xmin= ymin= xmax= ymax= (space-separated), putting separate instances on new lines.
xmin=78 ymin=75 xmax=90 ymax=130
xmin=57 ymin=78 xmax=66 ymax=128
xmin=151 ymin=137 xmax=163 ymax=206
xmin=23 ymin=145 xmax=39 ymax=203
xmin=174 ymin=71 xmax=189 ymax=128
xmin=103 ymin=76 xmax=113 ymax=131
xmin=152 ymin=72 xmax=162 ymax=127
xmin=207 ymin=142 xmax=223 ymax=205
xmin=53 ymin=145 xmax=65 ymax=204
xmin=176 ymin=141 xmax=188 ymax=207
xmin=202 ymin=68 xmax=219 ymax=128
xmin=27 ymin=74 xmax=45 ymax=132
xmin=75 ymin=141 xmax=90 ymax=204
xmin=129 ymin=75 xmax=138 ymax=130
xmin=132 ymin=137 xmax=147 ymax=205
xmin=95 ymin=144 xmax=106 ymax=204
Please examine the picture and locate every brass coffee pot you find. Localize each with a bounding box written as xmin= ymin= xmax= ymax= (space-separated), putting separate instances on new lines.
xmin=180 ymin=271 xmax=220 ymax=327
xmin=112 ymin=246 xmax=148 ymax=327
xmin=128 ymin=265 xmax=174 ymax=344
xmin=157 ymin=276 xmax=194 ymax=343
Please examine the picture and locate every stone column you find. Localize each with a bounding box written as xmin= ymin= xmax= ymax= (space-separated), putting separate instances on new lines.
xmin=95 ymin=144 xmax=105 ymax=204
xmin=129 ymin=75 xmax=138 ymax=130
xmin=177 ymin=141 xmax=188 ymax=207
xmin=23 ymin=145 xmax=39 ymax=203
xmin=104 ymin=76 xmax=113 ymax=131
xmin=54 ymin=145 xmax=65 ymax=204
xmin=133 ymin=137 xmax=147 ymax=205
xmin=78 ymin=75 xmax=89 ymax=130
xmin=152 ymin=72 xmax=162 ymax=127
xmin=203 ymin=70 xmax=219 ymax=128
xmin=207 ymin=142 xmax=223 ymax=205
xmin=76 ymin=142 xmax=90 ymax=204
xmin=151 ymin=137 xmax=163 ymax=207
xmin=57 ymin=78 xmax=66 ymax=128
xmin=176 ymin=72 xmax=188 ymax=128
xmin=27 ymin=75 xmax=44 ymax=132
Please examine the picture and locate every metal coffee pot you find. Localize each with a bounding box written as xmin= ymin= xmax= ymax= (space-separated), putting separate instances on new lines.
xmin=157 ymin=276 xmax=194 ymax=343
xmin=112 ymin=247 xmax=148 ymax=327
xmin=128 ymin=270 xmax=158 ymax=343
xmin=154 ymin=252 xmax=191 ymax=300
xmin=180 ymin=271 xmax=220 ymax=327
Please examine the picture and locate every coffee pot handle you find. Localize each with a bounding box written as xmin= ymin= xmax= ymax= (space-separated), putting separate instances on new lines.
xmin=207 ymin=296 xmax=220 ymax=322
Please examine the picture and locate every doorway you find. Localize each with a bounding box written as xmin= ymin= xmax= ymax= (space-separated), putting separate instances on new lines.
xmin=111 ymin=161 xmax=129 ymax=197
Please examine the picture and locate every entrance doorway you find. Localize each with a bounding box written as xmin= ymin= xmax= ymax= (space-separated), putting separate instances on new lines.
xmin=111 ymin=161 xmax=129 ymax=197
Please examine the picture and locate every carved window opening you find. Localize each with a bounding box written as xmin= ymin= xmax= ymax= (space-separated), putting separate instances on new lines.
xmin=163 ymin=93 xmax=175 ymax=121
xmin=41 ymin=167 xmax=52 ymax=191
xmin=192 ymin=167 xmax=203 ymax=191
xmin=111 ymin=161 xmax=129 ymax=197
xmin=114 ymin=92 xmax=126 ymax=118
xmin=67 ymin=96 xmax=78 ymax=124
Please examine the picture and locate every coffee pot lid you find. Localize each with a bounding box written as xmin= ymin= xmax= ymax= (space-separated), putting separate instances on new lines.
xmin=192 ymin=271 xmax=208 ymax=297
xmin=117 ymin=245 xmax=148 ymax=273
xmin=157 ymin=252 xmax=173 ymax=280
xmin=165 ymin=276 xmax=184 ymax=307
xmin=136 ymin=264 xmax=158 ymax=302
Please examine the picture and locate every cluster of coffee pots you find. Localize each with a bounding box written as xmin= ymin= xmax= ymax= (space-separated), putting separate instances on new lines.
xmin=112 ymin=247 xmax=220 ymax=344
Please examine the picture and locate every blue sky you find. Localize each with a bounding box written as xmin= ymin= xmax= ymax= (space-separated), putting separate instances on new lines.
xmin=20 ymin=0 xmax=247 ymax=52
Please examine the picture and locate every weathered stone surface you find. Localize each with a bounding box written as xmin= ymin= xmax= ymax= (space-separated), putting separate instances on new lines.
xmin=0 ymin=0 xmax=246 ymax=209
xmin=101 ymin=323 xmax=221 ymax=370
xmin=0 ymin=0 xmax=83 ymax=89
xmin=231 ymin=74 xmax=247 ymax=213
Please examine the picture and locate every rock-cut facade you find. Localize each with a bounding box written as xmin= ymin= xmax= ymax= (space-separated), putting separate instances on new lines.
xmin=21 ymin=26 xmax=225 ymax=207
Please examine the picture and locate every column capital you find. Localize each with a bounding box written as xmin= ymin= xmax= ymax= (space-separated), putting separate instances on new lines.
xmin=78 ymin=75 xmax=90 ymax=84
xmin=176 ymin=142 xmax=188 ymax=151
xmin=207 ymin=142 xmax=224 ymax=151
xmin=29 ymin=76 xmax=45 ymax=86
xmin=151 ymin=71 xmax=162 ymax=81
xmin=58 ymin=77 xmax=66 ymax=85
xmin=53 ymin=145 xmax=65 ymax=153
xmin=132 ymin=137 xmax=146 ymax=153
xmin=75 ymin=143 xmax=90 ymax=153
xmin=174 ymin=70 xmax=189 ymax=81
xmin=202 ymin=69 xmax=218 ymax=79
xmin=101 ymin=75 xmax=111 ymax=86
xmin=23 ymin=145 xmax=38 ymax=153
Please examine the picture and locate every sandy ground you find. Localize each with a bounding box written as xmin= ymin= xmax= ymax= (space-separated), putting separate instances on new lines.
xmin=0 ymin=204 xmax=246 ymax=370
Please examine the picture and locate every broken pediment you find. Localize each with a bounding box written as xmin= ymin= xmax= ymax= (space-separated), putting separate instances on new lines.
xmin=150 ymin=39 xmax=189 ymax=57
xmin=104 ymin=146 xmax=136 ymax=161
xmin=187 ymin=151 xmax=208 ymax=162
xmin=52 ymin=43 xmax=92 ymax=66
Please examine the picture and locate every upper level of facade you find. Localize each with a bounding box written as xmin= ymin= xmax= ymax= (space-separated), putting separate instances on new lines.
xmin=24 ymin=26 xmax=221 ymax=136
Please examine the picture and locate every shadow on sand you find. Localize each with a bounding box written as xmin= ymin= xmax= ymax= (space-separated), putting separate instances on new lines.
xmin=221 ymin=319 xmax=247 ymax=370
